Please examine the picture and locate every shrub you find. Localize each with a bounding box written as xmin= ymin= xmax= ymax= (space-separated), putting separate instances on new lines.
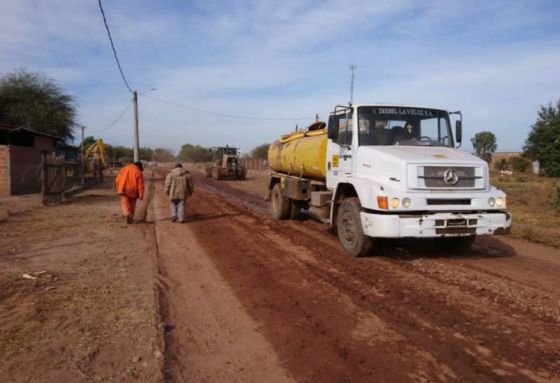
xmin=510 ymin=156 xmax=532 ymax=173
xmin=550 ymin=180 xmax=560 ymax=209
xmin=494 ymin=158 xmax=509 ymax=172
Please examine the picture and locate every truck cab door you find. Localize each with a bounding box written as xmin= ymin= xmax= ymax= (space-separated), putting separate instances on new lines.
xmin=326 ymin=111 xmax=354 ymax=189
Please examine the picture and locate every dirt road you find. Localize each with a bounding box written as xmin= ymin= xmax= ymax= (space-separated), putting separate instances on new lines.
xmin=1 ymin=167 xmax=559 ymax=382
xmin=148 ymin=167 xmax=559 ymax=383
xmin=0 ymin=182 xmax=163 ymax=382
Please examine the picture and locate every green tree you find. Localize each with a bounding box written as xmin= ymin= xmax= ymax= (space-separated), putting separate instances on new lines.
xmin=523 ymin=100 xmax=560 ymax=177
xmin=104 ymin=143 xmax=114 ymax=163
xmin=110 ymin=145 xmax=133 ymax=164
xmin=251 ymin=143 xmax=270 ymax=160
xmin=471 ymin=131 xmax=497 ymax=163
xmin=0 ymin=68 xmax=77 ymax=142
xmin=177 ymin=144 xmax=213 ymax=162
xmin=138 ymin=147 xmax=153 ymax=161
xmin=152 ymin=148 xmax=175 ymax=162
xmin=80 ymin=135 xmax=97 ymax=150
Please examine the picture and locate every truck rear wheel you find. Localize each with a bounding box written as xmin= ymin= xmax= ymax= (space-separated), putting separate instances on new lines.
xmin=434 ymin=236 xmax=475 ymax=253
xmin=289 ymin=200 xmax=301 ymax=220
xmin=271 ymin=183 xmax=290 ymax=220
xmin=336 ymin=197 xmax=373 ymax=257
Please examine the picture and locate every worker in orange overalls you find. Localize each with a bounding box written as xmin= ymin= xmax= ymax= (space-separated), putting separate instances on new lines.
xmin=114 ymin=161 xmax=145 ymax=224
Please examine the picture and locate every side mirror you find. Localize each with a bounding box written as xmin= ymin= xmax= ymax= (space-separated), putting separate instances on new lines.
xmin=327 ymin=116 xmax=338 ymax=140
xmin=455 ymin=120 xmax=462 ymax=144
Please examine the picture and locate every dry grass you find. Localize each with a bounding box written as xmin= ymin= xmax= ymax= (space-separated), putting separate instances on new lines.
xmin=492 ymin=173 xmax=560 ymax=248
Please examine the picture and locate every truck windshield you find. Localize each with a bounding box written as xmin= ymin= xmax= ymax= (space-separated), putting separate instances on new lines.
xmin=357 ymin=106 xmax=453 ymax=147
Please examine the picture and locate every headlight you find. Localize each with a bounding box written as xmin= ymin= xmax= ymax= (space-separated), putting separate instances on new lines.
xmin=391 ymin=198 xmax=400 ymax=209
xmin=402 ymin=198 xmax=411 ymax=208
xmin=488 ymin=197 xmax=496 ymax=207
xmin=496 ymin=197 xmax=504 ymax=208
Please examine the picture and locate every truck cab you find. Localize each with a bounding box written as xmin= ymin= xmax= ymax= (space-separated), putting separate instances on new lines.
xmin=326 ymin=104 xmax=511 ymax=255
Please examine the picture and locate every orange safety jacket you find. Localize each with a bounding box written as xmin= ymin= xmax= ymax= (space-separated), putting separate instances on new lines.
xmin=115 ymin=164 xmax=145 ymax=199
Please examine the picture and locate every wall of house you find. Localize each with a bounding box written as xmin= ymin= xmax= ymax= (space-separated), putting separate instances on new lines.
xmin=0 ymin=145 xmax=10 ymax=197
xmin=0 ymin=134 xmax=57 ymax=195
xmin=35 ymin=135 xmax=56 ymax=154
xmin=9 ymin=146 xmax=43 ymax=195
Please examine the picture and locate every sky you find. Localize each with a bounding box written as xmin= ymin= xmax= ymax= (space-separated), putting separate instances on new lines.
xmin=1 ymin=0 xmax=559 ymax=154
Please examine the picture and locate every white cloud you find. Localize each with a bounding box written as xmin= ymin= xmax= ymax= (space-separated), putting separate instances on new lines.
xmin=1 ymin=0 xmax=558 ymax=153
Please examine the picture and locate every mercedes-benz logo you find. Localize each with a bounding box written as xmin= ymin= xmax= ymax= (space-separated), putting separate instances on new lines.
xmin=443 ymin=169 xmax=459 ymax=185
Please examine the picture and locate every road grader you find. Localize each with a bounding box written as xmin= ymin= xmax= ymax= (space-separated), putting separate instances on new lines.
xmin=205 ymin=146 xmax=246 ymax=180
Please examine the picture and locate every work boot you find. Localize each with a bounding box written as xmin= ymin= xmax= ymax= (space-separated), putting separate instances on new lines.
xmin=126 ymin=215 xmax=133 ymax=224
xmin=171 ymin=216 xmax=177 ymax=222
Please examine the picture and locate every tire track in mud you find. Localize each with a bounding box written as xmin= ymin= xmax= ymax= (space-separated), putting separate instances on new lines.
xmin=197 ymin=173 xmax=560 ymax=316
xmin=190 ymin=173 xmax=560 ymax=382
xmin=197 ymin=174 xmax=560 ymax=327
xmin=197 ymin=173 xmax=560 ymax=325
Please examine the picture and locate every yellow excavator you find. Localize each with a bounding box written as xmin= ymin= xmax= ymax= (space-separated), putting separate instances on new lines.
xmin=84 ymin=139 xmax=108 ymax=181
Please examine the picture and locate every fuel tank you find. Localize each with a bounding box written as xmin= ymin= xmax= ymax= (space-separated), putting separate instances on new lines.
xmin=268 ymin=122 xmax=327 ymax=181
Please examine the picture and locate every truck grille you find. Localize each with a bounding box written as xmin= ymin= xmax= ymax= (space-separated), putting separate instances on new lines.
xmin=434 ymin=218 xmax=478 ymax=234
xmin=419 ymin=166 xmax=479 ymax=188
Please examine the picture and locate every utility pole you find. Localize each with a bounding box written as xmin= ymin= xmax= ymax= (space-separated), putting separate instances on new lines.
xmin=132 ymin=90 xmax=139 ymax=162
xmin=349 ymin=64 xmax=356 ymax=105
xmin=81 ymin=125 xmax=85 ymax=187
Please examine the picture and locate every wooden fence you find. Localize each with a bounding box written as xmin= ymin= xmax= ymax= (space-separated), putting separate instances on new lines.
xmin=42 ymin=154 xmax=66 ymax=205
xmin=238 ymin=158 xmax=269 ymax=175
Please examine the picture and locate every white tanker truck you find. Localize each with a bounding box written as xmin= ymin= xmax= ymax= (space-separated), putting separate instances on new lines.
xmin=268 ymin=104 xmax=512 ymax=256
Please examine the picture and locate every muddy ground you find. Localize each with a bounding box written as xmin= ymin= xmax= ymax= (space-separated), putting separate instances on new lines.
xmin=1 ymin=166 xmax=559 ymax=382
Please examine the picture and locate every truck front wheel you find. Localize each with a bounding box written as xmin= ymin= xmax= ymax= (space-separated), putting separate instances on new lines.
xmin=336 ymin=197 xmax=373 ymax=257
xmin=271 ymin=183 xmax=290 ymax=220
xmin=238 ymin=168 xmax=247 ymax=180
xmin=213 ymin=167 xmax=222 ymax=180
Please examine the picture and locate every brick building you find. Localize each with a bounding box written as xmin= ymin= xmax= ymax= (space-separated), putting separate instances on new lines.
xmin=0 ymin=125 xmax=59 ymax=196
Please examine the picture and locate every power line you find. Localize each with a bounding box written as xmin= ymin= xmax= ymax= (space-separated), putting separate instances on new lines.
xmin=143 ymin=95 xmax=316 ymax=121
xmin=93 ymin=101 xmax=131 ymax=133
xmin=97 ymin=0 xmax=133 ymax=93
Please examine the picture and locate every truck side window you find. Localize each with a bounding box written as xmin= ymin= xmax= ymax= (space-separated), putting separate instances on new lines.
xmin=336 ymin=113 xmax=353 ymax=146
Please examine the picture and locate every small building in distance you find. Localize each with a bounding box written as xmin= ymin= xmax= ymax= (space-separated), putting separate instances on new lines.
xmin=0 ymin=125 xmax=60 ymax=196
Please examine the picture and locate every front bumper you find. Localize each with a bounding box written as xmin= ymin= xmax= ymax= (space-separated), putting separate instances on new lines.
xmin=360 ymin=211 xmax=512 ymax=238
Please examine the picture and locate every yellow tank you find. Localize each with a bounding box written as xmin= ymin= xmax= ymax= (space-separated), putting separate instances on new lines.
xmin=268 ymin=123 xmax=327 ymax=181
